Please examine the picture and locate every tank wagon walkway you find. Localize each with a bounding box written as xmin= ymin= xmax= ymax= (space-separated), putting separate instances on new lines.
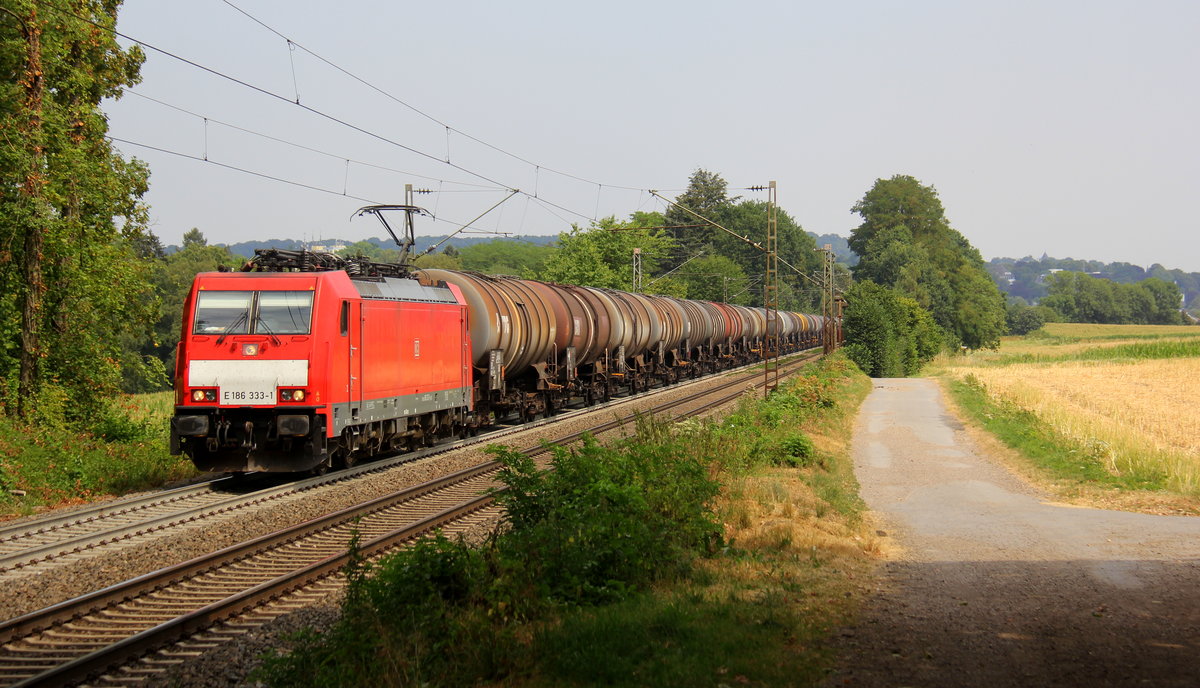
xmin=825 ymin=378 xmax=1200 ymax=687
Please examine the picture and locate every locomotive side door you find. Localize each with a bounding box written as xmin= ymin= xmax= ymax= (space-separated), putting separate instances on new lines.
xmin=346 ymin=300 xmax=363 ymax=420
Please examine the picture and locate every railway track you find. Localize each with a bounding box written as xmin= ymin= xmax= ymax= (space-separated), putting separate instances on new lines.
xmin=0 ymin=350 xmax=821 ymax=687
xmin=0 ymin=389 xmax=665 ymax=576
xmin=0 ymin=351 xmax=815 ymax=579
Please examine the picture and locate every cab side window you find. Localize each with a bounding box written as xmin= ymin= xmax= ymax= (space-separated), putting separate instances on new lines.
xmin=340 ymin=301 xmax=350 ymax=336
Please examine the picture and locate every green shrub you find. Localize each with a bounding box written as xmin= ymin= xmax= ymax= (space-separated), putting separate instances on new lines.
xmin=842 ymin=280 xmax=944 ymax=377
xmin=777 ymin=432 xmax=816 ymax=467
xmin=255 ymin=357 xmax=869 ymax=688
xmin=492 ymin=429 xmax=722 ymax=605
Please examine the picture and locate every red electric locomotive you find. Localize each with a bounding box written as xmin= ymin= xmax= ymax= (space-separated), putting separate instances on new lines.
xmin=170 ymin=257 xmax=472 ymax=473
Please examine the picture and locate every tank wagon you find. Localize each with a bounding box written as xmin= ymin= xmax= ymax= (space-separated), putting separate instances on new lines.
xmin=171 ymin=250 xmax=828 ymax=473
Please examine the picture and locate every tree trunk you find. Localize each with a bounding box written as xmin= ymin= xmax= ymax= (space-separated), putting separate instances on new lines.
xmin=17 ymin=8 xmax=46 ymax=420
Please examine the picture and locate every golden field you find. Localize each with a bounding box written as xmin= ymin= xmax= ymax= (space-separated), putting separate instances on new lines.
xmin=936 ymin=323 xmax=1200 ymax=496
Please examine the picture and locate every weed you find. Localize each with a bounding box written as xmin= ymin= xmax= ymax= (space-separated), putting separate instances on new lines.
xmin=254 ymin=353 xmax=877 ymax=687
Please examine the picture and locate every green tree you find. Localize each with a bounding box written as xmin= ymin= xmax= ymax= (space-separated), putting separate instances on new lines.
xmin=411 ymin=252 xmax=463 ymax=270
xmin=713 ymin=200 xmax=822 ymax=310
xmin=849 ymin=175 xmax=1005 ymax=349
xmin=842 ymin=281 xmax=942 ymax=377
xmin=458 ymin=240 xmax=554 ymax=276
xmin=672 ymin=255 xmax=750 ymax=304
xmin=0 ymin=0 xmax=151 ymax=421
xmin=663 ymin=169 xmax=734 ymax=264
xmin=1042 ymin=271 xmax=1183 ymax=325
xmin=1006 ymin=299 xmax=1046 ymax=335
xmin=539 ymin=214 xmax=679 ymax=292
xmin=1140 ymin=278 xmax=1184 ymax=325
xmin=338 ymin=240 xmax=401 ymax=263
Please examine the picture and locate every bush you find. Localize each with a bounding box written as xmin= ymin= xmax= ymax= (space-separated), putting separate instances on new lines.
xmin=255 ymin=420 xmax=724 ymax=687
xmin=777 ymin=432 xmax=817 ymax=467
xmin=1006 ymin=302 xmax=1046 ymax=335
xmin=842 ymin=281 xmax=943 ymax=377
xmin=255 ymin=358 xmax=868 ymax=688
xmin=492 ymin=429 xmax=722 ymax=604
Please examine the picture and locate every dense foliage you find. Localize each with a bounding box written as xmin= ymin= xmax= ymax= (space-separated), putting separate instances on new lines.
xmin=1005 ymin=299 xmax=1054 ymax=335
xmin=662 ymin=169 xmax=823 ymax=311
xmin=849 ymin=175 xmax=1006 ymax=349
xmin=988 ymin=255 xmax=1200 ymax=312
xmin=140 ymin=230 xmax=244 ymax=387
xmin=0 ymin=0 xmax=158 ymax=424
xmin=256 ymin=420 xmax=725 ymax=686
xmin=540 ymin=213 xmax=684 ymax=295
xmin=255 ymin=358 xmax=868 ymax=687
xmin=1038 ymin=271 xmax=1184 ymax=325
xmin=841 ymin=281 xmax=943 ymax=377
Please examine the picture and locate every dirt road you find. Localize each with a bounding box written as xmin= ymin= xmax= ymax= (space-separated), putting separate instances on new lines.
xmin=825 ymin=378 xmax=1200 ymax=687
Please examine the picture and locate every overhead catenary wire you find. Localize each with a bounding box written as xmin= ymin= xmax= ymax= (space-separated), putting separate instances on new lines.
xmin=123 ymin=90 xmax=505 ymax=191
xmin=218 ymin=0 xmax=648 ymax=194
xmin=108 ymin=136 xmax=520 ymax=238
xmin=41 ymin=0 xmax=819 ymax=260
xmin=41 ymin=0 xmax=731 ymax=239
xmin=33 ymin=0 xmax=525 ymax=196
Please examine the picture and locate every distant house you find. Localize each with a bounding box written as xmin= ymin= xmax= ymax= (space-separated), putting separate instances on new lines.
xmin=309 ymin=243 xmax=347 ymax=253
xmin=1035 ymin=268 xmax=1063 ymax=285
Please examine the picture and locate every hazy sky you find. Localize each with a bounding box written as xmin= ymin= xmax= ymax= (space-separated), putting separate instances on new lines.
xmin=106 ymin=1 xmax=1199 ymax=271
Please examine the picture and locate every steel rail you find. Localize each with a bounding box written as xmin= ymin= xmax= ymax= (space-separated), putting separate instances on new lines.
xmin=0 ymin=348 xmax=824 ymax=686
xmin=0 ymin=347 xmax=818 ymax=575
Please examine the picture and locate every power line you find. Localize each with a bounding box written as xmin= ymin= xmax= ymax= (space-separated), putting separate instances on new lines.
xmin=219 ymin=0 xmax=648 ymax=194
xmin=108 ymin=136 xmax=524 ymax=238
xmin=40 ymin=1 xmax=789 ymax=245
xmin=124 ymin=90 xmax=506 ymax=191
xmin=34 ymin=0 xmax=520 ymax=195
xmin=110 ymin=136 xmax=381 ymax=204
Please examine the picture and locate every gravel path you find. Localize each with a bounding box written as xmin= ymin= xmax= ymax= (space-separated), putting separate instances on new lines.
xmin=825 ymin=378 xmax=1200 ymax=687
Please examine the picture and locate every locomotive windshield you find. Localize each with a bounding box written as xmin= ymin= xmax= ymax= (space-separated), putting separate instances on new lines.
xmin=256 ymin=291 xmax=314 ymax=334
xmin=193 ymin=291 xmax=253 ymax=335
xmin=193 ymin=290 xmax=314 ymax=336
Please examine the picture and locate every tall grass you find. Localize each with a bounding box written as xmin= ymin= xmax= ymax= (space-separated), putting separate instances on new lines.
xmin=253 ymin=354 xmax=878 ymax=688
xmin=0 ymin=392 xmax=193 ymax=517
xmin=1035 ymin=322 xmax=1200 ymax=342
xmin=935 ymin=324 xmax=1200 ymax=500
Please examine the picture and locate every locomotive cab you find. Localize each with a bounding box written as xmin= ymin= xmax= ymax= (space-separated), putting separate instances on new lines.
xmin=171 ymin=266 xmax=474 ymax=474
xmin=171 ymin=272 xmax=339 ymax=472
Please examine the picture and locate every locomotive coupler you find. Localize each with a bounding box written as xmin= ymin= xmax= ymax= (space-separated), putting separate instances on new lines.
xmin=240 ymin=421 xmax=255 ymax=448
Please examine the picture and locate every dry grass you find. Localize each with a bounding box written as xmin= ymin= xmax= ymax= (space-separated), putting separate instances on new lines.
xmin=935 ymin=323 xmax=1200 ymax=500
xmin=706 ymin=367 xmax=887 ymax=620
xmin=720 ymin=471 xmax=884 ymax=561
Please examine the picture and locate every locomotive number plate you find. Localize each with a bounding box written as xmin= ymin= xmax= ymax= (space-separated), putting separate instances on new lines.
xmin=220 ymin=384 xmax=276 ymax=405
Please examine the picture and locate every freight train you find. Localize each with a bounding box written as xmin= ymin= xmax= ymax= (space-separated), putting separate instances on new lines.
xmin=170 ymin=249 xmax=830 ymax=473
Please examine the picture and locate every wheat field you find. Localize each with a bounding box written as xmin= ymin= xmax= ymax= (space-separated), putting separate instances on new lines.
xmin=940 ymin=324 xmax=1200 ymax=495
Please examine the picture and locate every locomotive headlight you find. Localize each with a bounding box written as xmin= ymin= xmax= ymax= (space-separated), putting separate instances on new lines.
xmin=242 ymin=343 xmax=260 ymax=356
xmin=280 ymin=389 xmax=306 ymax=402
xmin=191 ymin=389 xmax=216 ymax=402
xmin=191 ymin=389 xmax=205 ymax=402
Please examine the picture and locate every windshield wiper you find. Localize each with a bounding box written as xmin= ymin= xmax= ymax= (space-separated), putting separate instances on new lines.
xmin=255 ymin=318 xmax=283 ymax=346
xmin=215 ymin=312 xmax=249 ymax=345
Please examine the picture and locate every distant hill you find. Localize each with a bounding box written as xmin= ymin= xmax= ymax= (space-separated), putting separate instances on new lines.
xmin=164 ymin=234 xmax=560 ymax=259
xmin=988 ymin=255 xmax=1200 ymax=310
xmin=807 ymin=232 xmax=856 ymax=266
